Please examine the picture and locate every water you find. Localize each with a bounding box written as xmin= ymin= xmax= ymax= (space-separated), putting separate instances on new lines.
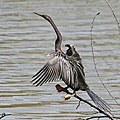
xmin=0 ymin=0 xmax=120 ymax=119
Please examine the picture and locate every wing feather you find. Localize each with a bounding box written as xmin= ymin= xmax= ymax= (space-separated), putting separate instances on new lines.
xmin=35 ymin=65 xmax=52 ymax=86
xmin=32 ymin=64 xmax=48 ymax=78
xmin=32 ymin=64 xmax=50 ymax=84
xmin=32 ymin=53 xmax=83 ymax=88
xmin=31 ymin=64 xmax=49 ymax=82
xmin=32 ymin=55 xmax=67 ymax=86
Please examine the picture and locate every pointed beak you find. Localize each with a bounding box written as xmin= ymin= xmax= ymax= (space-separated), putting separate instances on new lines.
xmin=65 ymin=44 xmax=74 ymax=48
xmin=33 ymin=12 xmax=44 ymax=17
xmin=65 ymin=44 xmax=70 ymax=47
xmin=65 ymin=44 xmax=72 ymax=48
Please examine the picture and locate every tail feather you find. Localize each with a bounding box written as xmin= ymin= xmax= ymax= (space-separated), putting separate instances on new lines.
xmin=86 ymin=88 xmax=111 ymax=112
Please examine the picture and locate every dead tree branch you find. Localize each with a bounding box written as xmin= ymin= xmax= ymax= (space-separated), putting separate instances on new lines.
xmin=103 ymin=59 xmax=120 ymax=76
xmin=90 ymin=12 xmax=120 ymax=107
xmin=55 ymin=84 xmax=114 ymax=120
xmin=104 ymin=0 xmax=120 ymax=34
xmin=0 ymin=113 xmax=11 ymax=119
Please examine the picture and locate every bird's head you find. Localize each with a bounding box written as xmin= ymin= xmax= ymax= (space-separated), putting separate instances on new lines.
xmin=65 ymin=44 xmax=75 ymax=56
xmin=65 ymin=44 xmax=80 ymax=60
xmin=34 ymin=12 xmax=52 ymax=22
xmin=65 ymin=44 xmax=71 ymax=48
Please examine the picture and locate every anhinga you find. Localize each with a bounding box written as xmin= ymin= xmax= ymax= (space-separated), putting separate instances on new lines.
xmin=32 ymin=12 xmax=110 ymax=112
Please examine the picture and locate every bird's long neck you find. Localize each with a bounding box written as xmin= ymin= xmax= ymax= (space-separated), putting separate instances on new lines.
xmin=48 ymin=18 xmax=62 ymax=52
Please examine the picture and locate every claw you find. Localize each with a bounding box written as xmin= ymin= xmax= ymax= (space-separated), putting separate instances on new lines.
xmin=64 ymin=93 xmax=75 ymax=100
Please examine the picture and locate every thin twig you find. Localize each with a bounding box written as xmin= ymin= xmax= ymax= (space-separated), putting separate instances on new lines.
xmin=104 ymin=0 xmax=120 ymax=34
xmin=102 ymin=59 xmax=120 ymax=106
xmin=90 ymin=12 xmax=119 ymax=109
xmin=103 ymin=0 xmax=120 ymax=107
xmin=0 ymin=113 xmax=11 ymax=119
xmin=86 ymin=115 xmax=112 ymax=120
xmin=74 ymin=95 xmax=113 ymax=120
xmin=76 ymin=100 xmax=81 ymax=109
xmin=55 ymin=84 xmax=114 ymax=120
xmin=103 ymin=59 xmax=120 ymax=76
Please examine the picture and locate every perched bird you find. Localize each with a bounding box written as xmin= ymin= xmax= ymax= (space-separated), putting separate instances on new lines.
xmin=32 ymin=12 xmax=110 ymax=112
xmin=63 ymin=44 xmax=110 ymax=112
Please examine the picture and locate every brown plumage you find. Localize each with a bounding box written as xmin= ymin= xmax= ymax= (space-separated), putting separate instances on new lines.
xmin=32 ymin=12 xmax=110 ymax=112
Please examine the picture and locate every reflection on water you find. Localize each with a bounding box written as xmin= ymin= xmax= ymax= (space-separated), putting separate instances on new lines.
xmin=0 ymin=0 xmax=120 ymax=119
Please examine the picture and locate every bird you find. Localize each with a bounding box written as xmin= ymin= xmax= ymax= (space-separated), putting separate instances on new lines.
xmin=32 ymin=12 xmax=110 ymax=112
xmin=63 ymin=44 xmax=111 ymax=112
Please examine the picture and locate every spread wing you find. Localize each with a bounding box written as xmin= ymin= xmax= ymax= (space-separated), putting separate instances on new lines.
xmin=31 ymin=55 xmax=71 ymax=86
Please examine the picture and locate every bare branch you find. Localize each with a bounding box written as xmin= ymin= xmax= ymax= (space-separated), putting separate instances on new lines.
xmin=103 ymin=59 xmax=120 ymax=76
xmin=0 ymin=113 xmax=11 ymax=119
xmin=76 ymin=100 xmax=81 ymax=109
xmin=90 ymin=12 xmax=119 ymax=108
xmin=55 ymin=84 xmax=114 ymax=120
xmin=103 ymin=0 xmax=120 ymax=107
xmin=104 ymin=0 xmax=120 ymax=34
xmin=86 ymin=115 xmax=112 ymax=120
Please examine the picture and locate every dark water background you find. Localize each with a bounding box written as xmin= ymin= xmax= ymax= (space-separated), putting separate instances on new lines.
xmin=0 ymin=0 xmax=120 ymax=119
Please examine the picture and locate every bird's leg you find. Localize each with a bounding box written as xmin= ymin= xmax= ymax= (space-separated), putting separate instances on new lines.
xmin=56 ymin=84 xmax=76 ymax=100
xmin=73 ymin=90 xmax=76 ymax=94
xmin=64 ymin=90 xmax=76 ymax=100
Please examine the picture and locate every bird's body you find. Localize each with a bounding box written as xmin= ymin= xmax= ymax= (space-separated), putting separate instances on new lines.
xmin=65 ymin=45 xmax=87 ymax=91
xmin=32 ymin=12 xmax=110 ymax=112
